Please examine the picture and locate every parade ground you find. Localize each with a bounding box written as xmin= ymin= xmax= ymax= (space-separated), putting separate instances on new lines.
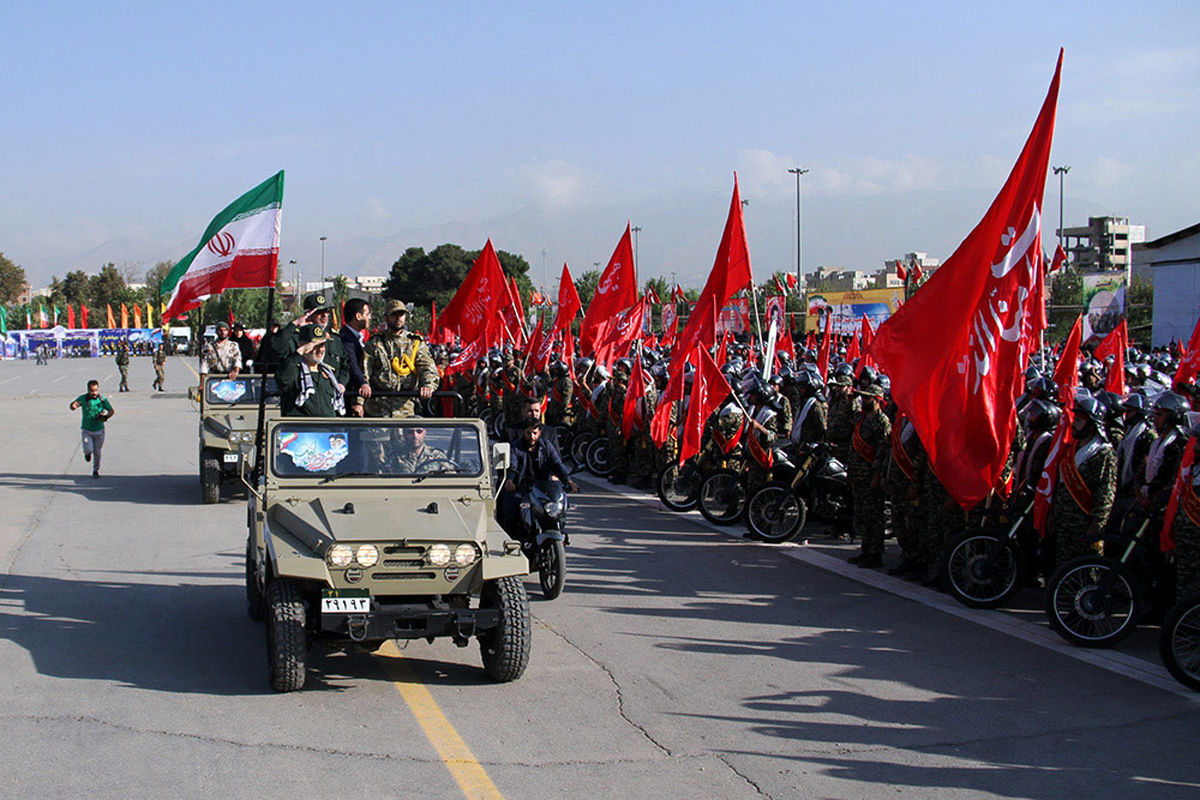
xmin=1 ymin=355 xmax=1198 ymax=800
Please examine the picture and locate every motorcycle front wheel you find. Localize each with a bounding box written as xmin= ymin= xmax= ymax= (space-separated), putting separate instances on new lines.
xmin=1160 ymin=594 xmax=1200 ymax=691
xmin=698 ymin=469 xmax=746 ymax=526
xmin=585 ymin=437 xmax=612 ymax=477
xmin=1045 ymin=557 xmax=1143 ymax=648
xmin=745 ymin=482 xmax=807 ymax=543
xmin=943 ymin=530 xmax=1022 ymax=609
xmin=569 ymin=432 xmax=593 ymax=467
xmin=658 ymin=462 xmax=700 ymax=512
xmin=539 ymin=539 xmax=566 ymax=600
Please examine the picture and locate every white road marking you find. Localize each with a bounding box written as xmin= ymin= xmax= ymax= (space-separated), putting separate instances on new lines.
xmin=576 ymin=473 xmax=1200 ymax=702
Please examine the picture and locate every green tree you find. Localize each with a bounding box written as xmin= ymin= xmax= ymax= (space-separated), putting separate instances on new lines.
xmin=145 ymin=260 xmax=175 ymax=300
xmin=49 ymin=270 xmax=91 ymax=307
xmin=1047 ymin=267 xmax=1083 ymax=344
xmin=1127 ymin=276 xmax=1153 ymax=349
xmin=0 ymin=253 xmax=27 ymax=304
xmin=89 ymin=263 xmax=137 ymax=308
xmin=383 ymin=243 xmax=534 ymax=311
xmin=575 ymin=269 xmax=601 ymax=311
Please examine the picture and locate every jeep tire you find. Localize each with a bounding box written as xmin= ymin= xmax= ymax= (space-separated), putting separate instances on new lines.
xmin=479 ymin=576 xmax=531 ymax=682
xmin=201 ymin=449 xmax=220 ymax=505
xmin=267 ymin=579 xmax=307 ymax=692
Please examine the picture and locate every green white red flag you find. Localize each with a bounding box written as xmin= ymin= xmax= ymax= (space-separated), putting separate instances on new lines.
xmin=161 ymin=171 xmax=284 ymax=321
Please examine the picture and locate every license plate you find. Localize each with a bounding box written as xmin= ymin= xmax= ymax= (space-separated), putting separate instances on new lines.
xmin=321 ymin=589 xmax=370 ymax=614
xmin=223 ymin=453 xmax=239 ymax=463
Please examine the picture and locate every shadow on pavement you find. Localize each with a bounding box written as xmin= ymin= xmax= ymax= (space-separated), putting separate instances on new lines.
xmin=562 ymin=488 xmax=1199 ymax=800
xmin=0 ymin=473 xmax=206 ymax=505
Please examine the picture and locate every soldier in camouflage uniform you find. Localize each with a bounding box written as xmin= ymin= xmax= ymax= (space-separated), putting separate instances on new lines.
xmin=115 ymin=340 xmax=131 ymax=392
xmin=1168 ymin=433 xmax=1200 ymax=601
xmin=602 ymin=361 xmax=631 ymax=483
xmin=882 ymin=410 xmax=925 ymax=574
xmin=847 ymin=383 xmax=891 ymax=568
xmin=152 ymin=343 xmax=167 ymax=392
xmin=826 ymin=365 xmax=860 ymax=464
xmin=501 ymin=350 xmax=527 ymax=426
xmin=202 ymin=321 xmax=243 ymax=379
xmin=386 ymin=425 xmax=450 ymax=473
xmin=626 ymin=364 xmax=660 ymax=489
xmin=1051 ymin=394 xmax=1117 ymax=566
xmin=363 ymin=300 xmax=440 ymax=418
xmin=545 ymin=362 xmax=574 ymax=427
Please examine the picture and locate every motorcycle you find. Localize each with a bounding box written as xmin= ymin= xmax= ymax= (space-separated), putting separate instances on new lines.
xmin=512 ymin=478 xmax=571 ymax=599
xmin=744 ymin=441 xmax=852 ymax=543
xmin=1160 ymin=592 xmax=1200 ymax=691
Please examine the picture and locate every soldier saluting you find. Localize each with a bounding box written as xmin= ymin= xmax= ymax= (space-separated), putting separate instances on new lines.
xmin=363 ymin=299 xmax=439 ymax=418
xmin=273 ymin=294 xmax=349 ymax=384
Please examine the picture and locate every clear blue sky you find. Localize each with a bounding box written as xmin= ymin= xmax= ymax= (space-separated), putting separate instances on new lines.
xmin=3 ymin=1 xmax=1197 ymax=289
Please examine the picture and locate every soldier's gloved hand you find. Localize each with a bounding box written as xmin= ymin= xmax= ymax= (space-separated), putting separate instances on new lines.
xmin=419 ymin=385 xmax=434 ymax=400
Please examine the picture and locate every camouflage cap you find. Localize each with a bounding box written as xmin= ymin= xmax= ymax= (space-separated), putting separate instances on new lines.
xmin=214 ymin=321 xmax=230 ymax=331
xmin=830 ymin=372 xmax=853 ymax=386
xmin=855 ymin=382 xmax=886 ymax=399
xmin=300 ymin=324 xmax=330 ymax=344
xmin=384 ymin=299 xmax=409 ymax=315
xmin=303 ymin=293 xmax=330 ymax=312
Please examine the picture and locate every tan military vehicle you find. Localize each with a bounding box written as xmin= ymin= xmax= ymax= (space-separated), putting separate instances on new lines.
xmin=244 ymin=416 xmax=531 ymax=691
xmin=191 ymin=375 xmax=278 ymax=504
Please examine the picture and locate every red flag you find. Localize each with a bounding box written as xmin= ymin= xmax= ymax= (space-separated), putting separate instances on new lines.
xmin=106 ymin=304 xmax=115 ymax=329
xmin=680 ymin=346 xmax=733 ymax=465
xmin=1162 ymin=438 xmax=1198 ymax=552
xmin=81 ymin=304 xmax=89 ymax=328
xmin=553 ymin=263 xmax=583 ymax=332
xmin=595 ymin=297 xmax=647 ymax=368
xmin=774 ymin=274 xmax=786 ymax=296
xmin=868 ymin=51 xmax=1061 ymax=509
xmin=816 ymin=311 xmax=832 ymax=380
xmin=776 ymin=326 xmax=796 ymax=361
xmin=785 ymin=273 xmax=798 ymax=291
xmin=715 ymin=329 xmax=730 ymax=365
xmin=671 ymin=284 xmax=686 ymax=304
xmin=845 ymin=328 xmax=860 ymax=363
xmin=121 ymin=303 xmax=130 ymax=328
xmin=1032 ymin=315 xmax=1084 ymax=534
xmin=673 ymin=174 xmax=752 ymax=358
xmin=911 ymin=263 xmax=924 ymax=283
xmin=446 ymin=330 xmax=488 ymax=375
xmin=660 ymin=312 xmax=678 ymax=347
xmin=1050 ymin=243 xmax=1068 ymax=273
xmin=67 ymin=305 xmax=76 ymax=328
xmin=650 ymin=350 xmax=691 ymax=448
xmin=133 ymin=304 xmax=143 ymax=328
xmin=580 ymin=224 xmax=638 ymax=352
xmin=644 ymin=283 xmax=660 ymax=304
xmin=430 ymin=301 xmax=439 ymax=342
xmin=855 ymin=316 xmax=876 ymax=376
xmin=1173 ymin=314 xmax=1200 ymax=387
xmin=1093 ymin=319 xmax=1128 ymax=395
xmin=622 ymin=356 xmax=649 ymax=440
xmin=897 ymin=261 xmax=908 ymax=281
xmin=227 ymin=306 xmax=235 ymax=327
xmin=440 ymin=239 xmax=508 ymax=345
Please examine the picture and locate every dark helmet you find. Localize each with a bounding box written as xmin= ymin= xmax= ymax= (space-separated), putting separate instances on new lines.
xmin=549 ymin=361 xmax=567 ymax=377
xmin=1074 ymin=394 xmax=1108 ymax=429
xmin=855 ymin=365 xmax=878 ymax=388
xmin=1153 ymin=391 xmax=1190 ymax=425
xmin=768 ymin=374 xmax=784 ymax=388
xmin=1026 ymin=399 xmax=1061 ymax=433
xmin=794 ymin=367 xmax=823 ymax=393
xmin=1122 ymin=393 xmax=1149 ymax=419
xmin=1030 ymin=375 xmax=1058 ymax=400
xmin=746 ymin=376 xmax=770 ymax=400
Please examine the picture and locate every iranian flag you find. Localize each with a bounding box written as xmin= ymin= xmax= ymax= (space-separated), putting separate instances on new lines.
xmin=161 ymin=171 xmax=284 ymax=321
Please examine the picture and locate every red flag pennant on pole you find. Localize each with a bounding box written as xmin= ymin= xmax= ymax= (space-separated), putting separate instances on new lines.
xmin=67 ymin=305 xmax=76 ymax=328
xmin=622 ymin=355 xmax=649 ymax=440
xmin=817 ymin=311 xmax=832 ymax=380
xmin=440 ymin=239 xmax=508 ymax=345
xmin=1093 ymin=319 xmax=1128 ymax=395
xmin=1173 ymin=314 xmax=1200 ymax=388
xmin=580 ymin=225 xmax=638 ymax=352
xmin=1050 ymin=243 xmax=1068 ymax=273
xmin=553 ymin=263 xmax=583 ymax=333
xmin=680 ymin=346 xmax=733 ymax=465
xmin=869 ymin=51 xmax=1062 ymax=509
xmin=1033 ymin=315 xmax=1084 ymax=534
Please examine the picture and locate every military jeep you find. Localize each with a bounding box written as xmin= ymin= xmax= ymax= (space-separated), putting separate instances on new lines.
xmin=245 ymin=416 xmax=531 ymax=691
xmin=194 ymin=374 xmax=279 ymax=504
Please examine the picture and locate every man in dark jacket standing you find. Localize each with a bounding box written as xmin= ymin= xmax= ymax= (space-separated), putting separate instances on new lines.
xmin=339 ymin=297 xmax=372 ymax=416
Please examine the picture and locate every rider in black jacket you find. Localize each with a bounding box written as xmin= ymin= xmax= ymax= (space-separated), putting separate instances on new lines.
xmin=499 ymin=419 xmax=577 ymax=535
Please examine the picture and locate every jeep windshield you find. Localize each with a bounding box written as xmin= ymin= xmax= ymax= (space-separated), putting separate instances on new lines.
xmin=206 ymin=376 xmax=279 ymax=405
xmin=271 ymin=422 xmax=485 ymax=479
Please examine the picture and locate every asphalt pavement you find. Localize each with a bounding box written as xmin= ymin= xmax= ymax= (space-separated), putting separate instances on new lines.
xmin=0 ymin=354 xmax=1197 ymax=800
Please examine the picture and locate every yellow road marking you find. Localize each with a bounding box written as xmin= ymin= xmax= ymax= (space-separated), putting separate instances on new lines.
xmin=379 ymin=641 xmax=505 ymax=800
xmin=177 ymin=354 xmax=200 ymax=381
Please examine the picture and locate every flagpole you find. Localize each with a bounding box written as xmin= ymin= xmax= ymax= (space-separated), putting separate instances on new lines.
xmin=749 ymin=283 xmax=765 ymax=361
xmin=252 ymin=285 xmax=276 ymax=486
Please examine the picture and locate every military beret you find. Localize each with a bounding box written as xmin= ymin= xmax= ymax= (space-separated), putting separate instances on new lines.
xmin=300 ymin=324 xmax=330 ymax=344
xmin=303 ymin=294 xmax=329 ymax=312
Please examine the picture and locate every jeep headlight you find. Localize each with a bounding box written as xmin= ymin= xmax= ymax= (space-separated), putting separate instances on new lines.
xmin=454 ymin=543 xmax=478 ymax=566
xmin=428 ymin=543 xmax=452 ymax=567
xmin=355 ymin=544 xmax=379 ymax=568
xmin=327 ymin=544 xmax=354 ymax=568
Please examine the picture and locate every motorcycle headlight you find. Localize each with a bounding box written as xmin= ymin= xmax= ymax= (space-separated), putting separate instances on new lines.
xmin=327 ymin=544 xmax=353 ymax=568
xmin=427 ymin=543 xmax=452 ymax=567
xmin=543 ymin=500 xmax=563 ymax=516
xmin=355 ymin=544 xmax=379 ymax=568
xmin=454 ymin=543 xmax=478 ymax=566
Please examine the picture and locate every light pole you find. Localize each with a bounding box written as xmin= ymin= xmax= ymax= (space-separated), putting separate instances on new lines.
xmin=319 ymin=236 xmax=327 ymax=287
xmin=631 ymin=226 xmax=642 ymax=274
xmin=788 ymin=167 xmax=809 ymax=281
xmin=288 ymin=260 xmax=298 ymax=306
xmin=541 ymin=248 xmax=548 ymax=293
xmin=1053 ymin=165 xmax=1070 ymax=250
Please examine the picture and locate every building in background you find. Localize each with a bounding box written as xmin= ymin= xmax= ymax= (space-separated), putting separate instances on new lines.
xmin=1058 ymin=216 xmax=1146 ymax=275
xmin=1136 ymin=222 xmax=1200 ymax=347
xmin=810 ymin=266 xmax=871 ymax=291
xmin=878 ymin=252 xmax=941 ymax=288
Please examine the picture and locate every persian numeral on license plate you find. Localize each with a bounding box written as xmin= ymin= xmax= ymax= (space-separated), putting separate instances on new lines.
xmin=223 ymin=453 xmax=239 ymax=463
xmin=321 ymin=596 xmax=370 ymax=613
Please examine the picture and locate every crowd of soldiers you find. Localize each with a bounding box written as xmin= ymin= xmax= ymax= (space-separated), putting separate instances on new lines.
xmin=206 ymin=294 xmax=1199 ymax=610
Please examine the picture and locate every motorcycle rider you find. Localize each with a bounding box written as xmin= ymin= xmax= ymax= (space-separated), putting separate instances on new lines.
xmin=498 ymin=419 xmax=578 ymax=538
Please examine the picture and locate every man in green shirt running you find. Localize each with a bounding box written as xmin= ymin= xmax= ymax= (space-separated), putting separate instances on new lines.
xmin=70 ymin=380 xmax=115 ymax=478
